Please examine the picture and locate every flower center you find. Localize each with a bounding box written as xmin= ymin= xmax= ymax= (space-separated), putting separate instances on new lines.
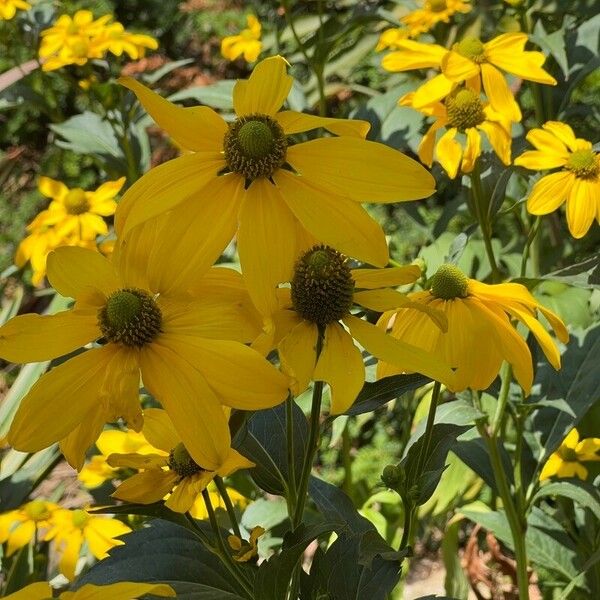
xmin=69 ymin=39 xmax=90 ymax=58
xmin=223 ymin=114 xmax=287 ymax=182
xmin=430 ymin=263 xmax=469 ymax=300
xmin=445 ymin=89 xmax=486 ymax=131
xmin=66 ymin=22 xmax=80 ymax=35
xmin=24 ymin=500 xmax=52 ymax=522
xmin=291 ymin=245 xmax=355 ymax=326
xmin=71 ymin=509 xmax=90 ymax=528
xmin=168 ymin=442 xmax=205 ymax=478
xmin=566 ymin=149 xmax=599 ymax=179
xmin=98 ymin=288 xmax=162 ymax=347
xmin=456 ymin=36 xmax=486 ymax=62
xmin=63 ymin=189 xmax=90 ymax=215
xmin=428 ymin=0 xmax=448 ymax=12
xmin=558 ymin=447 xmax=578 ymax=462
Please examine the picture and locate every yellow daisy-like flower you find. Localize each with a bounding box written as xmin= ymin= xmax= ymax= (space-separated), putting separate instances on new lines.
xmin=0 ymin=0 xmax=30 ymax=20
xmin=3 ymin=581 xmax=175 ymax=600
xmin=382 ymin=33 xmax=556 ymax=121
xmin=115 ymin=56 xmax=435 ymax=316
xmin=375 ymin=28 xmax=410 ymax=52
xmin=0 ymin=222 xmax=287 ymax=471
xmin=514 ymin=121 xmax=600 ymax=239
xmin=540 ymin=429 xmax=600 ymax=481
xmin=221 ymin=14 xmax=262 ymax=63
xmin=378 ymin=263 xmax=569 ymax=394
xmin=94 ymin=22 xmax=158 ymax=60
xmin=0 ymin=500 xmax=58 ymax=557
xmin=45 ymin=509 xmax=131 ymax=580
xmin=254 ymin=245 xmax=455 ymax=413
xmin=401 ymin=0 xmax=471 ymax=38
xmin=15 ymin=224 xmax=62 ymax=286
xmin=401 ymin=87 xmax=512 ymax=179
xmin=78 ymin=428 xmax=158 ymax=488
xmin=107 ymin=408 xmax=253 ymax=513
xmin=228 ymin=525 xmax=265 ymax=562
xmin=32 ymin=176 xmax=124 ymax=241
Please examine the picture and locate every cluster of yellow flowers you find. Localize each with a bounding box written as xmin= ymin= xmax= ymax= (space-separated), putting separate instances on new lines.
xmin=221 ymin=14 xmax=262 ymax=63
xmin=16 ymin=177 xmax=123 ymax=286
xmin=39 ymin=10 xmax=158 ymax=72
xmin=0 ymin=500 xmax=129 ymax=580
xmin=0 ymin=0 xmax=30 ymax=20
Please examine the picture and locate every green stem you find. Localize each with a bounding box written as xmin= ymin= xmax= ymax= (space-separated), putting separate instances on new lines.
xmin=214 ymin=476 xmax=242 ymax=538
xmin=341 ymin=423 xmax=353 ymax=496
xmin=491 ymin=362 xmax=512 ymax=437
xmin=520 ymin=216 xmax=541 ymax=277
xmin=286 ymin=394 xmax=298 ymax=508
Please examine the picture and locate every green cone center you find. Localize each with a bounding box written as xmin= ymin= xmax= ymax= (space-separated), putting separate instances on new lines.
xmin=566 ymin=149 xmax=599 ymax=179
xmin=291 ymin=245 xmax=355 ymax=326
xmin=24 ymin=500 xmax=52 ymax=521
xmin=72 ymin=509 xmax=90 ymax=528
xmin=558 ymin=447 xmax=578 ymax=462
xmin=445 ymin=89 xmax=485 ymax=131
xmin=456 ymin=36 xmax=486 ymax=62
xmin=168 ymin=442 xmax=204 ymax=478
xmin=430 ymin=264 xmax=469 ymax=300
xmin=64 ymin=189 xmax=90 ymax=215
xmin=98 ymin=288 xmax=162 ymax=347
xmin=428 ymin=0 xmax=448 ymax=12
xmin=223 ymin=114 xmax=287 ymax=181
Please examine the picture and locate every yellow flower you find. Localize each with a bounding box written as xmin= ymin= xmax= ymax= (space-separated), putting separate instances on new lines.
xmin=45 ymin=509 xmax=131 ymax=580
xmin=401 ymin=87 xmax=512 ymax=178
xmin=401 ymin=0 xmax=471 ymax=38
xmin=378 ymin=263 xmax=569 ymax=394
xmin=375 ymin=27 xmax=410 ymax=52
xmin=254 ymin=246 xmax=455 ymax=412
xmin=108 ymin=408 xmax=253 ymax=513
xmin=514 ymin=121 xmax=600 ymax=239
xmin=78 ymin=428 xmax=157 ymax=488
xmin=34 ymin=176 xmax=124 ymax=240
xmin=221 ymin=14 xmax=262 ymax=62
xmin=3 ymin=581 xmax=175 ymax=600
xmin=540 ymin=429 xmax=600 ymax=481
xmin=0 ymin=0 xmax=30 ymax=20
xmin=228 ymin=525 xmax=265 ymax=562
xmin=1 ymin=222 xmax=287 ymax=470
xmin=382 ymin=33 xmax=556 ymax=121
xmin=0 ymin=500 xmax=58 ymax=557
xmin=116 ymin=56 xmax=435 ymax=316
xmin=189 ymin=483 xmax=248 ymax=520
xmin=95 ymin=21 xmax=158 ymax=59
xmin=15 ymin=225 xmax=61 ymax=286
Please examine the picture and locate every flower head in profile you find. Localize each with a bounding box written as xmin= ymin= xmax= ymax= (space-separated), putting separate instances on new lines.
xmin=116 ymin=56 xmax=435 ymax=316
xmin=0 ymin=0 xmax=30 ymax=20
xmin=0 ymin=499 xmax=58 ymax=557
xmin=540 ymin=429 xmax=600 ymax=481
xmin=382 ymin=33 xmax=556 ymax=121
xmin=228 ymin=526 xmax=265 ymax=562
xmin=3 ymin=582 xmax=175 ymax=600
xmin=514 ymin=121 xmax=600 ymax=238
xmin=221 ymin=14 xmax=262 ymax=62
xmin=107 ymin=409 xmax=253 ymax=513
xmin=0 ymin=220 xmax=287 ymax=471
xmin=401 ymin=0 xmax=471 ymax=37
xmin=401 ymin=87 xmax=512 ymax=178
xmin=45 ymin=509 xmax=130 ymax=580
xmin=375 ymin=27 xmax=409 ymax=52
xmin=254 ymin=245 xmax=455 ymax=413
xmin=378 ymin=263 xmax=569 ymax=394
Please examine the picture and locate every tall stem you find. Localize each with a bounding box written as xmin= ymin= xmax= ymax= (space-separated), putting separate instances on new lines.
xmin=214 ymin=476 xmax=242 ymax=538
xmin=286 ymin=394 xmax=298 ymax=517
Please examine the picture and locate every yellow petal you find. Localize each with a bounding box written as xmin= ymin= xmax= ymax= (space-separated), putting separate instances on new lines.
xmin=418 ymin=119 xmax=446 ymax=166
xmin=436 ymin=127 xmax=462 ymax=179
xmin=142 ymin=408 xmax=180 ymax=452
xmin=478 ymin=120 xmax=511 ymax=165
xmin=115 ymin=153 xmax=225 ymax=238
xmin=412 ymin=74 xmax=455 ymax=109
xmin=287 ymin=137 xmax=436 ymax=202
xmin=84 ymin=517 xmax=130 ymax=559
xmin=139 ymin=342 xmax=230 ymax=471
xmin=314 ymin=322 xmax=365 ymax=414
xmin=542 ymin=121 xmax=578 ymax=152
xmin=107 ymin=452 xmax=167 ymax=469
xmin=275 ymin=110 xmax=369 ymax=138
xmin=575 ymin=438 xmax=600 ymax=461
xmin=441 ymin=50 xmax=479 ymax=81
xmin=91 ymin=177 xmax=126 ymax=203
xmin=514 ymin=150 xmax=568 ymax=170
xmin=2 ymin=582 xmax=52 ymax=600
xmin=0 ymin=309 xmax=98 ymax=363
xmin=112 ymin=470 xmax=179 ymax=504
xmin=38 ymin=176 xmax=68 ymax=200
xmin=6 ymin=521 xmax=35 ymax=556
xmin=344 ymin=314 xmax=456 ymax=389
xmin=275 ymin=170 xmax=388 ymax=267
xmin=539 ymin=453 xmax=561 ymax=480
xmin=563 ymin=428 xmax=580 ymax=449
xmin=381 ymin=41 xmax=446 ymax=71
xmin=118 ymin=76 xmax=226 ymax=152
xmin=461 ymin=127 xmax=481 ymax=174
xmin=217 ymin=448 xmax=255 ymax=477
xmin=351 ymin=265 xmax=421 ymax=289
xmin=237 ymin=179 xmax=298 ymax=316
xmin=57 ymin=530 xmax=83 ymax=580
xmin=74 ymin=582 xmax=175 ymax=600
xmin=7 ymin=346 xmax=116 ymax=453
xmin=566 ymin=179 xmax=597 ymax=238
xmin=524 ymin=127 xmax=570 ymax=157
xmin=46 ymin=246 xmax=120 ymax=299
xmin=233 ymin=55 xmax=292 ymax=116
xmin=60 ymin=405 xmax=108 ymax=471
xmin=278 ymin=319 xmax=318 ymax=396
xmin=526 ymin=171 xmax=573 ymax=214
xmin=480 ymin=63 xmax=521 ymax=122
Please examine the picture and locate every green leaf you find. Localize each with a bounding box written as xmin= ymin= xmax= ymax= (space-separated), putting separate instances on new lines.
xmin=240 ymin=498 xmax=288 ymax=531
xmin=516 ymin=252 xmax=600 ymax=290
xmin=442 ymin=520 xmax=470 ymax=600
xmin=143 ymin=59 xmax=195 ymax=85
xmin=169 ymin=80 xmax=236 ymax=110
xmin=532 ymin=480 xmax=600 ymax=520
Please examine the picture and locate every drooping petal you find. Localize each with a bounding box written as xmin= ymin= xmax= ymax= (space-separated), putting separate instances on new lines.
xmin=526 ymin=171 xmax=573 ymax=214
xmin=344 ymin=314 xmax=456 ymax=389
xmin=381 ymin=41 xmax=447 ymax=71
xmin=74 ymin=582 xmax=176 ymax=600
xmin=566 ymin=179 xmax=597 ymax=238
xmin=233 ymin=55 xmax=292 ymax=116
xmin=436 ymin=127 xmax=462 ymax=179
xmin=278 ymin=319 xmax=318 ymax=396
xmin=7 ymin=346 xmax=117 ymax=453
xmin=351 ymin=265 xmax=421 ymax=289
xmin=418 ymin=119 xmax=447 ymax=167
xmin=441 ymin=50 xmax=479 ymax=81
xmin=238 ymin=178 xmax=298 ymax=316
xmin=287 ymin=137 xmax=436 ymax=202
xmin=0 ymin=309 xmax=99 ymax=363
xmin=6 ymin=521 xmax=35 ymax=556
xmin=84 ymin=517 xmax=130 ymax=561
xmin=478 ymin=120 xmax=511 ymax=165
xmin=480 ymin=63 xmax=521 ymax=122
xmin=217 ymin=448 xmax=255 ymax=477
xmin=46 ymin=246 xmax=120 ymax=299
xmin=314 ymin=322 xmax=365 ymax=414
xmin=57 ymin=529 xmax=82 ymax=580
xmin=275 ymin=110 xmax=369 ymax=138
xmin=412 ymin=74 xmax=455 ymax=109
xmin=118 ymin=76 xmax=227 ymax=152
xmin=60 ymin=405 xmax=109 ymax=471
xmin=539 ymin=454 xmax=562 ymax=480
xmin=275 ymin=170 xmax=388 ymax=267
xmin=142 ymin=407 xmax=180 ymax=452
xmin=461 ymin=127 xmax=481 ymax=174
